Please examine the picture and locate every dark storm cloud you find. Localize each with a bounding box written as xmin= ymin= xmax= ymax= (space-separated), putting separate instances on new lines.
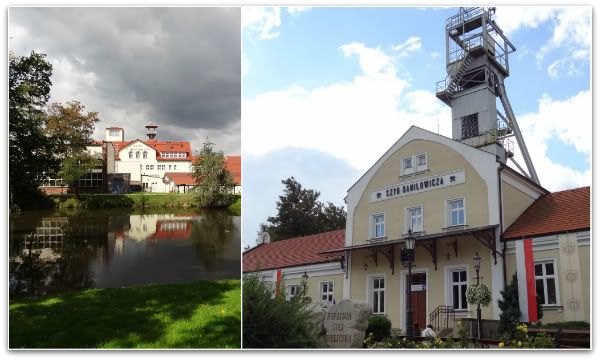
xmin=9 ymin=7 xmax=240 ymax=152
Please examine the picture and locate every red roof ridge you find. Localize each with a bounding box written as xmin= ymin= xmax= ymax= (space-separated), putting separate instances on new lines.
xmin=502 ymin=186 xmax=590 ymax=240
xmin=262 ymin=229 xmax=345 ymax=245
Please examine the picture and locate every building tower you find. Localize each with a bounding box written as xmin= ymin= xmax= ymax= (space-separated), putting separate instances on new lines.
xmin=435 ymin=7 xmax=540 ymax=185
xmin=146 ymin=122 xmax=158 ymax=140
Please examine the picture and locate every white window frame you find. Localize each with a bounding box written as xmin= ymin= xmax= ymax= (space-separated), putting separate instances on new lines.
xmin=445 ymin=265 xmax=470 ymax=312
xmin=406 ymin=205 xmax=424 ymax=233
xmin=109 ymin=129 xmax=120 ymax=136
xmin=534 ymin=258 xmax=560 ymax=306
xmin=128 ymin=151 xmax=133 ymax=159
xmin=367 ymin=273 xmax=386 ymax=315
xmin=416 ymin=153 xmax=428 ymax=172
xmin=402 ymin=156 xmax=414 ymax=175
xmin=320 ymin=281 xmax=334 ymax=303
xmin=286 ymin=284 xmax=300 ymax=301
xmin=446 ymin=196 xmax=466 ymax=228
xmin=370 ymin=213 xmax=386 ymax=240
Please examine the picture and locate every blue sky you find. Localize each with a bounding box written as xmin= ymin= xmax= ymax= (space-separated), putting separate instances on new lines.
xmin=242 ymin=6 xmax=591 ymax=248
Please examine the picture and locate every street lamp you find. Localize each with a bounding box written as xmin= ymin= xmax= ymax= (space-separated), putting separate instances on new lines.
xmin=405 ymin=228 xmax=416 ymax=337
xmin=302 ymin=270 xmax=309 ymax=293
xmin=473 ymin=252 xmax=482 ymax=339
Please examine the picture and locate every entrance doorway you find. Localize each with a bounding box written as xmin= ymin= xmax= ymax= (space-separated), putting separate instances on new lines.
xmin=406 ymin=272 xmax=427 ymax=334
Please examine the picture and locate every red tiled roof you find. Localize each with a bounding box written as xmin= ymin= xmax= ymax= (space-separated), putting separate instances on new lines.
xmin=502 ymin=186 xmax=590 ymax=240
xmin=164 ymin=172 xmax=195 ymax=185
xmin=225 ymin=156 xmax=241 ymax=184
xmin=192 ymin=155 xmax=241 ymax=185
xmin=243 ymin=229 xmax=345 ymax=272
xmin=111 ymin=140 xmax=192 ymax=161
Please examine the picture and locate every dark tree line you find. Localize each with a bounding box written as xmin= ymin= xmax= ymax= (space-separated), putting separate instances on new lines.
xmin=259 ymin=177 xmax=346 ymax=242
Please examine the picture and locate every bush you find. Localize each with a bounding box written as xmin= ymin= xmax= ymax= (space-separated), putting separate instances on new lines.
xmin=498 ymin=273 xmax=521 ymax=336
xmin=499 ymin=323 xmax=555 ymax=348
xmin=243 ymin=274 xmax=317 ymax=348
xmin=366 ymin=315 xmax=391 ymax=342
xmin=530 ymin=321 xmax=589 ymax=330
xmin=61 ymin=197 xmax=82 ymax=209
xmin=85 ymin=196 xmax=134 ymax=209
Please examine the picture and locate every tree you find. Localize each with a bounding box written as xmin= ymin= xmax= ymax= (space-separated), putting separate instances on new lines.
xmin=59 ymin=152 xmax=101 ymax=198
xmin=243 ymin=274 xmax=318 ymax=348
xmin=192 ymin=139 xmax=236 ymax=207
xmin=498 ymin=273 xmax=522 ymax=336
xmin=9 ymin=51 xmax=56 ymax=209
xmin=45 ymin=101 xmax=99 ymax=158
xmin=259 ymin=177 xmax=346 ymax=241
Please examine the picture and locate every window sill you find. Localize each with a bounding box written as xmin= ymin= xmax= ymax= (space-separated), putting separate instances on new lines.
xmin=400 ymin=169 xmax=430 ymax=179
xmin=541 ymin=305 xmax=563 ymax=311
xmin=401 ymin=231 xmax=425 ymax=238
xmin=369 ymin=236 xmax=388 ymax=242
xmin=442 ymin=225 xmax=469 ymax=232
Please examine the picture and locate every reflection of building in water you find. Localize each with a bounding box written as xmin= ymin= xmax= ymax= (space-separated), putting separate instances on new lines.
xmin=125 ymin=213 xmax=197 ymax=241
xmin=16 ymin=218 xmax=69 ymax=262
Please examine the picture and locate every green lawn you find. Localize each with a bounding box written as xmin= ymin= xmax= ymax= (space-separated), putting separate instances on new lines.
xmin=228 ymin=196 xmax=241 ymax=215
xmin=9 ymin=280 xmax=241 ymax=349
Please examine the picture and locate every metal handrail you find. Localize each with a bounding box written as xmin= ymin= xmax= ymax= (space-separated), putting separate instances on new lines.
xmin=429 ymin=305 xmax=456 ymax=332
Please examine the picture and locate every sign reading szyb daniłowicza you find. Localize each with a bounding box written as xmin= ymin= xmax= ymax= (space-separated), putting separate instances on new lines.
xmin=370 ymin=169 xmax=465 ymax=203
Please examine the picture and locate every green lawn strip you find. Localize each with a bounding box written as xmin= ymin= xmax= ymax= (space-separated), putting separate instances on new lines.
xmin=228 ymin=196 xmax=241 ymax=215
xmin=9 ymin=280 xmax=241 ymax=349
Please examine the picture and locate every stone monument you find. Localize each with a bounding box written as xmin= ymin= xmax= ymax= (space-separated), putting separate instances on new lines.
xmin=323 ymin=300 xmax=371 ymax=348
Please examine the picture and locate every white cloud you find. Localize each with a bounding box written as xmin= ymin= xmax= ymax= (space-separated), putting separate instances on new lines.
xmin=494 ymin=6 xmax=557 ymax=35
xmin=243 ymin=42 xmax=451 ymax=171
xmin=242 ymin=7 xmax=282 ymax=40
xmin=510 ymin=90 xmax=591 ymax=191
xmin=495 ymin=6 xmax=590 ymax=77
xmin=430 ymin=52 xmax=440 ymax=59
xmin=242 ymin=6 xmax=310 ymax=41
xmin=287 ymin=7 xmax=311 ymax=15
xmin=392 ymin=36 xmax=422 ymax=57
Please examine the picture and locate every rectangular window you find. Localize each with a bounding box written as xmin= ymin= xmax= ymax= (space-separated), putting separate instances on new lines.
xmin=286 ymin=285 xmax=299 ymax=301
xmin=109 ymin=130 xmax=119 ymax=136
xmin=407 ymin=206 xmax=423 ymax=232
xmin=450 ymin=269 xmax=468 ymax=310
xmin=417 ymin=154 xmax=427 ymax=166
xmin=320 ymin=281 xmax=334 ymax=303
xmin=403 ymin=157 xmax=412 ymax=169
xmin=173 ymin=165 xmax=177 ymax=170
xmin=448 ymin=198 xmax=465 ymax=227
xmin=461 ymin=113 xmax=479 ymax=139
xmin=372 ymin=214 xmax=385 ymax=239
xmin=370 ymin=277 xmax=385 ymax=314
xmin=535 ymin=260 xmax=558 ymax=305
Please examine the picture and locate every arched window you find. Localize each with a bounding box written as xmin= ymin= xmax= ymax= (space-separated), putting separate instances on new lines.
xmin=129 ymin=151 xmax=133 ymax=159
xmin=136 ymin=151 xmax=140 ymax=159
xmin=143 ymin=151 xmax=147 ymax=159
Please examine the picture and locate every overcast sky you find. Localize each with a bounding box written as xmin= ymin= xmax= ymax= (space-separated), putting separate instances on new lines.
xmin=9 ymin=7 xmax=241 ymax=155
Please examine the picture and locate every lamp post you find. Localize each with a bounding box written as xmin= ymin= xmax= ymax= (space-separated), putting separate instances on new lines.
xmin=302 ymin=270 xmax=309 ymax=294
xmin=473 ymin=252 xmax=482 ymax=339
xmin=405 ymin=229 xmax=416 ymax=337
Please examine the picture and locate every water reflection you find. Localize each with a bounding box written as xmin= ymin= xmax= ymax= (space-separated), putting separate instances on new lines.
xmin=9 ymin=209 xmax=240 ymax=298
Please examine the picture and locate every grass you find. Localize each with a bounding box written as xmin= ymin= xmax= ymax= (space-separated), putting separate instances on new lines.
xmin=228 ymin=196 xmax=241 ymax=215
xmin=51 ymin=193 xmax=242 ymax=212
xmin=52 ymin=193 xmax=199 ymax=209
xmin=9 ymin=280 xmax=241 ymax=349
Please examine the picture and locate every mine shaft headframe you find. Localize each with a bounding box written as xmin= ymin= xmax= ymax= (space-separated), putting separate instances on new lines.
xmin=445 ymin=7 xmax=517 ymax=76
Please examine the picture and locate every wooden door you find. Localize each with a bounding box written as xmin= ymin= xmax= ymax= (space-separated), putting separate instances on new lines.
xmin=407 ymin=272 xmax=427 ymax=334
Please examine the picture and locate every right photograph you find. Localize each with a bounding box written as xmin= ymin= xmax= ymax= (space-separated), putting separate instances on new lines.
xmin=241 ymin=6 xmax=591 ymax=349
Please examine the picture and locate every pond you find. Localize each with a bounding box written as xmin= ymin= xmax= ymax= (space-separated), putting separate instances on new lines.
xmin=9 ymin=208 xmax=240 ymax=298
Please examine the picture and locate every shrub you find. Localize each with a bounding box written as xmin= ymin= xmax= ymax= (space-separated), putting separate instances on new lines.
xmin=499 ymin=323 xmax=555 ymax=348
xmin=243 ymin=274 xmax=317 ymax=348
xmin=529 ymin=321 xmax=589 ymax=330
xmin=366 ymin=315 xmax=391 ymax=342
xmin=498 ymin=273 xmax=521 ymax=336
xmin=61 ymin=197 xmax=82 ymax=209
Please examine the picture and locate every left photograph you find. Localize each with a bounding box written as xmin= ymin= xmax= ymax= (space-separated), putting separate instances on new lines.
xmin=8 ymin=7 xmax=241 ymax=349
